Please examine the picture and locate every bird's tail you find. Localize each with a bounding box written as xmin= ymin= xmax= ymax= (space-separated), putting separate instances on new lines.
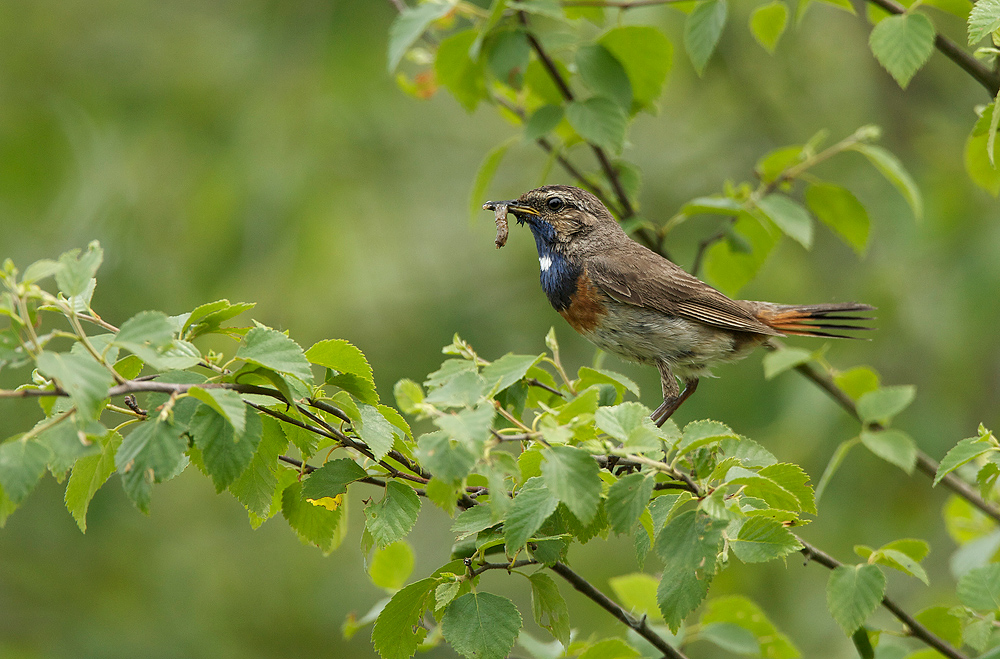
xmin=755 ymin=303 xmax=876 ymax=339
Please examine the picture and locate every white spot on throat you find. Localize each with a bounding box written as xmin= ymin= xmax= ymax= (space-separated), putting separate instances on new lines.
xmin=539 ymin=255 xmax=553 ymax=272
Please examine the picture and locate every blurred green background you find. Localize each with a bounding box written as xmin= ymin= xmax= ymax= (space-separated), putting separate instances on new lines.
xmin=1 ymin=0 xmax=998 ymax=657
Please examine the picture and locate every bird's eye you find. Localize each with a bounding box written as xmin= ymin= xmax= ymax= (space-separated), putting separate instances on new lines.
xmin=546 ymin=196 xmax=565 ymax=211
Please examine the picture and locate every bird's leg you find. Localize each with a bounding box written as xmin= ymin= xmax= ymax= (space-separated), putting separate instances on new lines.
xmin=651 ymin=362 xmax=699 ymax=426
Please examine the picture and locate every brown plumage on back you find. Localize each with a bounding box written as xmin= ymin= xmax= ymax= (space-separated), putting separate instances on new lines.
xmin=485 ymin=185 xmax=874 ymax=424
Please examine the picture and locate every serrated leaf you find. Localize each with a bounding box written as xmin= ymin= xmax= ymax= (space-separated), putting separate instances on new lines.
xmin=579 ymin=638 xmax=640 ymax=659
xmin=606 ymin=473 xmax=655 ymax=534
xmin=957 ymin=564 xmax=1000 ymax=610
xmin=763 ymin=347 xmax=812 ymax=380
xmin=451 ymin=503 xmax=494 ymax=540
xmin=730 ymin=516 xmax=803 ymax=563
xmin=442 ymin=592 xmax=522 ymax=659
xmin=65 ymin=430 xmax=121 ymax=531
xmin=756 ymin=194 xmax=813 ymax=248
xmin=595 ymin=403 xmax=661 ymax=451
xmin=541 ymin=445 xmax=601 ymax=524
xmin=677 ymin=419 xmax=738 ymax=454
xmin=416 ymin=431 xmax=478 ymax=483
xmin=371 ymin=577 xmax=436 ymax=659
xmin=565 ymin=97 xmax=628 ymax=154
xmin=55 ymin=241 xmax=103 ymax=298
xmin=750 ymin=1 xmax=788 ymax=53
xmin=36 ymin=350 xmax=114 ymax=420
xmin=306 ymin=338 xmax=373 ymax=383
xmin=302 ymin=457 xmax=367 ymax=501
xmin=600 ymin=26 xmax=673 ymax=110
xmin=22 ymin=259 xmax=62 ymax=285
xmin=529 ymin=573 xmax=570 ymax=645
xmin=857 ymin=385 xmax=916 ymax=424
xmin=878 ymin=548 xmax=929 ymax=585
xmin=387 ymin=2 xmax=453 ymax=72
xmin=577 ymin=44 xmax=632 ymax=111
xmin=968 ymin=0 xmax=1000 ymax=44
xmin=481 ymin=353 xmax=543 ymax=394
xmin=851 ymin=143 xmax=923 ymax=218
xmin=188 ymin=387 xmax=247 ymax=436
xmin=826 ymin=564 xmax=886 ymax=634
xmin=236 ymin=327 xmax=312 ymax=383
xmin=861 ymin=428 xmax=917 ymax=473
xmin=0 ymin=437 xmax=52 ymax=504
xmin=869 ymin=12 xmax=935 ymax=88
xmin=805 ymin=183 xmax=870 ymax=255
xmin=504 ymin=477 xmax=559 ymax=553
xmin=684 ymin=0 xmax=728 ymax=74
xmin=935 ymin=435 xmax=995 ymax=485
xmin=229 ymin=415 xmax=289 ymax=518
xmin=359 ymin=403 xmax=402 ymax=462
xmin=577 ymin=366 xmax=641 ymax=398
xmin=655 ymin=510 xmax=727 ymax=631
xmin=366 ymin=480 xmax=421 ymax=548
xmin=758 ymin=462 xmax=817 ymax=514
xmin=190 ymin=405 xmax=263 ymax=492
xmin=370 ymin=541 xmax=415 ymax=592
xmin=181 ymin=299 xmax=255 ymax=339
xmin=281 ymin=480 xmax=344 ymax=553
xmin=115 ymin=420 xmax=186 ymax=513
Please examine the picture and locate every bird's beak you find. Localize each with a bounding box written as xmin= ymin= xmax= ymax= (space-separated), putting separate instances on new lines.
xmin=483 ymin=200 xmax=539 ymax=220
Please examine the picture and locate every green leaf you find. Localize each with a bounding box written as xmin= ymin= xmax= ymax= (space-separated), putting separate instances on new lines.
xmin=936 ymin=434 xmax=995 ymax=485
xmin=236 ymin=327 xmax=313 ymax=383
xmin=869 ymin=12 xmax=935 ymax=88
xmin=968 ymin=0 xmax=1000 ymax=44
xmin=860 ymin=428 xmax=917 ymax=473
xmin=482 ymin=353 xmax=543 ymax=394
xmin=655 ymin=510 xmax=727 ymax=631
xmin=595 ymin=403 xmax=661 ymax=451
xmin=436 ymin=30 xmax=486 ymax=113
xmin=305 ymin=338 xmax=373 ymax=382
xmin=609 ymin=573 xmax=662 ymax=622
xmin=56 ymin=241 xmax=103 ymax=298
xmin=65 ymin=430 xmax=121 ymax=531
xmin=21 ymin=258 xmax=62 ymax=285
xmin=504 ymin=477 xmax=559 ymax=553
xmin=188 ymin=387 xmax=247 ymax=436
xmin=762 ymin=347 xmax=812 ymax=380
xmin=913 ymin=606 xmax=962 ymax=647
xmin=957 ymin=564 xmax=1000 ymax=610
xmin=0 ymin=437 xmax=52 ymax=504
xmin=704 ymin=211 xmax=780 ymax=296
xmin=577 ymin=44 xmax=632 ymax=111
xmin=36 ymin=351 xmax=114 ymax=420
xmin=565 ymin=97 xmax=628 ymax=154
xmin=857 ymin=385 xmax=916 ymax=424
xmin=966 ymin=108 xmax=1000 ymax=196
xmin=416 ymin=431 xmax=478 ymax=483
xmin=805 ymin=183 xmax=870 ymax=255
xmin=365 ymin=480 xmax=421 ymax=548
xmin=541 ymin=445 xmax=602 ymax=524
xmin=577 ymin=366 xmax=641 ymax=398
xmin=181 ymin=299 xmax=255 ymax=340
xmin=758 ymin=462 xmax=817 ymax=514
xmin=302 ymin=457 xmax=367 ymax=500
xmin=451 ymin=503 xmax=495 ymax=540
xmin=578 ymin=639 xmax=640 ymax=659
xmin=191 ymin=405 xmax=263 ymax=492
xmin=441 ymin=592 xmax=522 ymax=659
xmin=677 ymin=419 xmax=738 ymax=454
xmin=834 ymin=366 xmax=880 ymax=400
xmin=750 ymin=1 xmax=788 ymax=53
xmin=524 ymin=105 xmax=565 ymax=141
xmin=684 ymin=0 xmax=728 ymax=75
xmin=359 ymin=403 xmax=403 ymax=462
xmin=370 ymin=541 xmax=416 ymax=591
xmin=699 ymin=623 xmax=759 ymax=655
xmin=36 ymin=415 xmax=100 ymax=477
xmin=700 ymin=595 xmax=800 ymax=659
xmin=229 ymin=415 xmax=289 ymax=518
xmin=730 ymin=516 xmax=803 ymax=563
xmin=116 ymin=420 xmax=186 ymax=513
xmin=470 ymin=137 xmax=518 ymax=222
xmin=851 ymin=143 xmax=923 ymax=218
xmin=386 ymin=2 xmax=453 ymax=72
xmin=756 ymin=194 xmax=813 ymax=248
xmin=485 ymin=25 xmax=528 ymax=81
xmin=599 ymin=26 xmax=673 ymax=110
xmin=877 ymin=548 xmax=929 ymax=585
xmin=372 ymin=577 xmax=436 ymax=659
xmin=281 ymin=480 xmax=344 ymax=553
xmin=529 ymin=573 xmax=570 ymax=645
xmin=394 ymin=379 xmax=425 ymax=415
xmin=606 ymin=473 xmax=656 ymax=535
xmin=826 ymin=564 xmax=886 ymax=634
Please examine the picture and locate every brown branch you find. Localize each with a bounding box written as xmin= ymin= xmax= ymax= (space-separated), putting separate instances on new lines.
xmin=798 ymin=539 xmax=969 ymax=659
xmin=864 ymin=0 xmax=1000 ymax=96
xmin=550 ymin=562 xmax=690 ymax=659
xmin=792 ymin=359 xmax=1000 ymax=524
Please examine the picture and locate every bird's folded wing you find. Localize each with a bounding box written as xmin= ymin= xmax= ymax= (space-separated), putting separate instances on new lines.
xmin=587 ymin=249 xmax=781 ymax=336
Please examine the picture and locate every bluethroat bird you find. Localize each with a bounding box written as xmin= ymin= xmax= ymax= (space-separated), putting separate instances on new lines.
xmin=484 ymin=185 xmax=873 ymax=425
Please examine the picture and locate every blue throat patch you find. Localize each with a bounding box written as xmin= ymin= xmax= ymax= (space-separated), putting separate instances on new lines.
xmin=524 ymin=217 xmax=579 ymax=312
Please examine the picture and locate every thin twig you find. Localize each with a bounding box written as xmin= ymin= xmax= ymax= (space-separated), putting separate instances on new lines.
xmin=562 ymin=0 xmax=684 ymax=5
xmin=550 ymin=561 xmax=690 ymax=659
xmin=470 ymin=559 xmax=539 ymax=577
xmin=798 ymin=539 xmax=968 ymax=659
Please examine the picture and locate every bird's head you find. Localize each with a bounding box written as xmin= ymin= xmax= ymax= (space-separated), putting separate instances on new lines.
xmin=485 ymin=185 xmax=618 ymax=250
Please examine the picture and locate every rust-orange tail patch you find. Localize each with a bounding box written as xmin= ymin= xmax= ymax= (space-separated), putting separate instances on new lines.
xmin=757 ymin=303 xmax=875 ymax=338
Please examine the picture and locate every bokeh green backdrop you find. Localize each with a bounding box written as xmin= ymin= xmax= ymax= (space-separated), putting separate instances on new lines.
xmin=0 ymin=1 xmax=998 ymax=657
